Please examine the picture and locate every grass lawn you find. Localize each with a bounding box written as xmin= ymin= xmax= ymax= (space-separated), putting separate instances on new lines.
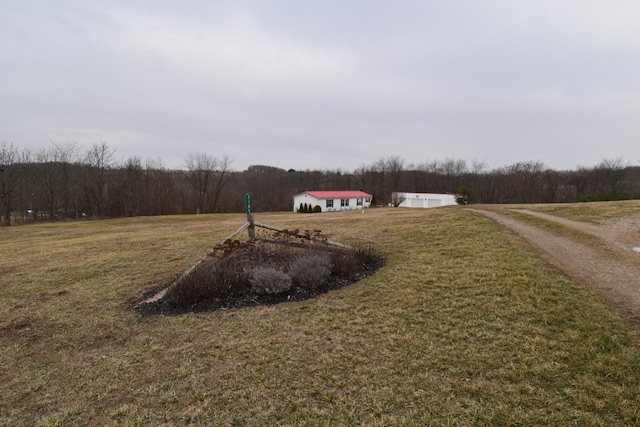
xmin=1 ymin=207 xmax=639 ymax=426
xmin=514 ymin=199 xmax=640 ymax=224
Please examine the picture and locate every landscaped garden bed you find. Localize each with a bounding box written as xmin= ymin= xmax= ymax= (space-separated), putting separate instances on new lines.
xmin=136 ymin=227 xmax=385 ymax=316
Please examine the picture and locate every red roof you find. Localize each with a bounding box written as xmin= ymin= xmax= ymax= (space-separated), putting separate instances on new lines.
xmin=296 ymin=190 xmax=372 ymax=199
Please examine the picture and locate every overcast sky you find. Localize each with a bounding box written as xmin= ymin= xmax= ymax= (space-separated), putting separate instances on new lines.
xmin=2 ymin=1 xmax=639 ymax=172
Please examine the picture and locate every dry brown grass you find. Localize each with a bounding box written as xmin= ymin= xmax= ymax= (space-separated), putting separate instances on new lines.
xmin=1 ymin=207 xmax=639 ymax=425
xmin=499 ymin=199 xmax=640 ymax=223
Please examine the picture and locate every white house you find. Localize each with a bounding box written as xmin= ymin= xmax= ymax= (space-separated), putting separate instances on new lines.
xmin=392 ymin=192 xmax=459 ymax=208
xmin=293 ymin=190 xmax=373 ymax=212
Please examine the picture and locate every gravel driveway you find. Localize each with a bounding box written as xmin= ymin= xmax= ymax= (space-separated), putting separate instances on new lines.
xmin=471 ymin=208 xmax=640 ymax=324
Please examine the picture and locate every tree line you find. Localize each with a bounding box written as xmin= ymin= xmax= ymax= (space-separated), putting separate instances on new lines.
xmin=1 ymin=141 xmax=639 ymax=226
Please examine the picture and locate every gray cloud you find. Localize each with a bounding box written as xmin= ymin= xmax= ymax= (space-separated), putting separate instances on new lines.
xmin=2 ymin=0 xmax=639 ymax=171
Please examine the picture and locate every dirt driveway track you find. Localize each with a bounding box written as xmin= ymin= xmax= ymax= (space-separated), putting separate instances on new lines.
xmin=470 ymin=208 xmax=640 ymax=324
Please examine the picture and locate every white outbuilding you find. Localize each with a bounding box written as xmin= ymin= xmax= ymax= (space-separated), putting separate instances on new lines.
xmin=293 ymin=190 xmax=373 ymax=212
xmin=392 ymin=192 xmax=460 ymax=208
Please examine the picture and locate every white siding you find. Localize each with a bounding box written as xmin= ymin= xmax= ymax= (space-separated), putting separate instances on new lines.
xmin=293 ymin=193 xmax=373 ymax=212
xmin=394 ymin=192 xmax=458 ymax=208
xmin=293 ymin=194 xmax=320 ymax=212
xmin=410 ymin=198 xmax=424 ymax=208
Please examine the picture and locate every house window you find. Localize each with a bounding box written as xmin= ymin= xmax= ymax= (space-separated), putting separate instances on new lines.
xmin=356 ymin=198 xmax=363 ymax=206
xmin=365 ymin=197 xmax=372 ymax=203
xmin=326 ymin=199 xmax=333 ymax=208
xmin=341 ymin=198 xmax=349 ymax=207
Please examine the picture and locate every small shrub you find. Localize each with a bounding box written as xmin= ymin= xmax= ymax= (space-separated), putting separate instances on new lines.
xmin=247 ymin=266 xmax=292 ymax=295
xmin=330 ymin=243 xmax=384 ymax=276
xmin=456 ymin=186 xmax=473 ymax=205
xmin=329 ymin=251 xmax=359 ymax=276
xmin=289 ymin=253 xmax=332 ymax=289
xmin=353 ymin=243 xmax=384 ymax=267
xmin=312 ymin=205 xmax=322 ymax=213
xmin=164 ymin=266 xmax=213 ymax=306
xmin=165 ymin=257 xmax=248 ymax=306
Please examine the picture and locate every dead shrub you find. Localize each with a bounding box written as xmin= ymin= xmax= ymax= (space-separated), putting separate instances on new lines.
xmin=329 ymin=250 xmax=359 ymax=276
xmin=353 ymin=243 xmax=383 ymax=267
xmin=288 ymin=253 xmax=332 ymax=289
xmin=329 ymin=243 xmax=383 ymax=276
xmin=165 ymin=257 xmax=248 ymax=306
xmin=246 ymin=265 xmax=292 ymax=295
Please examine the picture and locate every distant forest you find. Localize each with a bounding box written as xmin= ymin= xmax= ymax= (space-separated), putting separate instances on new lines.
xmin=1 ymin=141 xmax=639 ymax=225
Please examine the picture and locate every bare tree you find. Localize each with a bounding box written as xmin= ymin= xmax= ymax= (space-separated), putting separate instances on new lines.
xmin=353 ymin=164 xmax=370 ymax=191
xmin=241 ymin=164 xmax=292 ymax=212
xmin=31 ymin=147 xmax=56 ymax=220
xmin=0 ymin=142 xmax=20 ymax=225
xmin=31 ymin=143 xmax=78 ymax=221
xmin=184 ymin=152 xmax=215 ymax=214
xmin=502 ymin=160 xmax=547 ymax=203
xmin=471 ymin=159 xmax=487 ymax=174
xmin=184 ymin=152 xmax=232 ymax=213
xmin=53 ymin=142 xmax=81 ymax=218
xmin=372 ymin=158 xmax=387 ymax=204
xmin=391 ymin=191 xmax=406 ymax=207
xmin=385 ymin=155 xmax=405 ymax=193
xmin=144 ymin=157 xmax=177 ymax=215
xmin=416 ymin=159 xmax=443 ymax=192
xmin=595 ymin=157 xmax=629 ymax=196
xmin=84 ymin=141 xmax=116 ymax=218
xmin=111 ymin=156 xmax=144 ymax=217
xmin=209 ymin=153 xmax=233 ymax=213
xmin=441 ymin=158 xmax=467 ymax=192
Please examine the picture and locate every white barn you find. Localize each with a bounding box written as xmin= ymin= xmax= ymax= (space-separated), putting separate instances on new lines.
xmin=392 ymin=192 xmax=459 ymax=208
xmin=293 ymin=190 xmax=373 ymax=212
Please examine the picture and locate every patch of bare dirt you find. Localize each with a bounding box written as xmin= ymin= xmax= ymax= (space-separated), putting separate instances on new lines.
xmin=470 ymin=208 xmax=640 ymax=324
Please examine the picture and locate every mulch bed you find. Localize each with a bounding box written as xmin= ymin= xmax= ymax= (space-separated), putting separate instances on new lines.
xmin=135 ymin=258 xmax=384 ymax=317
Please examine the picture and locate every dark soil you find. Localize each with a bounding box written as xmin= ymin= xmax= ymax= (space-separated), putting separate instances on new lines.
xmin=135 ymin=258 xmax=384 ymax=317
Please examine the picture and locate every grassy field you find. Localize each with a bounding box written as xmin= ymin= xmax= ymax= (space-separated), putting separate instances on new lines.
xmin=1 ymin=206 xmax=639 ymax=426
xmin=515 ymin=199 xmax=640 ymax=224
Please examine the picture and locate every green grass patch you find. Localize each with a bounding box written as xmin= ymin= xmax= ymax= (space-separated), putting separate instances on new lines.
xmin=1 ymin=208 xmax=639 ymax=425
